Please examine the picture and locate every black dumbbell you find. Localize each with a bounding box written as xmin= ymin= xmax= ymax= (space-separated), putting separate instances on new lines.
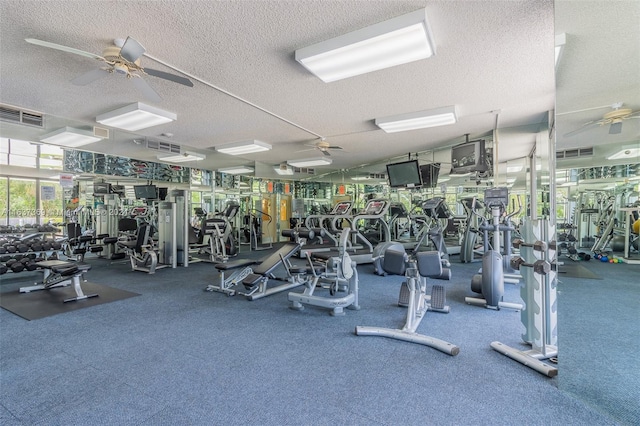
xmin=10 ymin=262 xmax=25 ymax=273
xmin=0 ymin=264 xmax=7 ymax=274
xmin=24 ymin=261 xmax=38 ymax=271
xmin=513 ymin=239 xmax=557 ymax=252
xmin=578 ymin=252 xmax=591 ymax=261
xmin=510 ymin=256 xmax=552 ymax=275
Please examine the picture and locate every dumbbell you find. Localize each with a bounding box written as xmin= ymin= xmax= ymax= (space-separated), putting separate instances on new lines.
xmin=512 ymin=239 xmax=557 ymax=252
xmin=510 ymin=256 xmax=552 ymax=275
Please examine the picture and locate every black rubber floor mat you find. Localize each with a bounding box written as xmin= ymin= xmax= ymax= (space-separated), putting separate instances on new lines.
xmin=0 ymin=282 xmax=140 ymax=320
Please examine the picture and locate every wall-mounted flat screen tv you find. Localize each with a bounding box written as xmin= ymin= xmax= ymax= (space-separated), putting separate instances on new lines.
xmin=386 ymin=160 xmax=423 ymax=188
xmin=419 ymin=163 xmax=441 ymax=188
xmin=133 ymin=185 xmax=158 ymax=200
xmin=157 ymin=187 xmax=168 ymax=201
xmin=450 ymin=139 xmax=488 ymax=174
xmin=93 ymin=182 xmax=111 ymax=194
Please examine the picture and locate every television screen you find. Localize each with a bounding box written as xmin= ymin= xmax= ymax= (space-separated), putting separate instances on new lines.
xmin=386 ymin=160 xmax=423 ymax=188
xmin=419 ymin=163 xmax=441 ymax=188
xmin=133 ymin=185 xmax=158 ymax=200
xmin=157 ymin=187 xmax=168 ymax=201
xmin=451 ymin=140 xmax=487 ymax=174
xmin=93 ymin=182 xmax=111 ymax=194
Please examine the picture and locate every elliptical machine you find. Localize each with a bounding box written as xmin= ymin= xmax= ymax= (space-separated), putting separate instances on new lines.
xmin=465 ymin=187 xmax=523 ymax=310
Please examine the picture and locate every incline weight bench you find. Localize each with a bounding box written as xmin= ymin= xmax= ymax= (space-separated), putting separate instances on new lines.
xmin=206 ymin=243 xmax=306 ymax=300
xmin=20 ymin=260 xmax=96 ymax=303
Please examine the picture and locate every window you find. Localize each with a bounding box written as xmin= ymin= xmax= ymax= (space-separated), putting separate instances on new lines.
xmin=8 ymin=178 xmax=37 ymax=226
xmin=40 ymin=180 xmax=64 ymax=224
xmin=0 ymin=177 xmax=7 ymax=226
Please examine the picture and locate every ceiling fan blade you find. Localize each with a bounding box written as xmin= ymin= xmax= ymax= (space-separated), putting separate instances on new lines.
xmin=328 ymin=146 xmax=343 ymax=150
xmin=562 ymin=120 xmax=600 ymax=137
xmin=25 ymin=38 xmax=105 ymax=61
xmin=609 ymin=122 xmax=623 ymax=134
xmin=321 ymin=149 xmax=331 ymax=156
xmin=144 ymin=68 xmax=194 ymax=87
xmin=71 ymin=68 xmax=109 ymax=86
xmin=131 ymin=76 xmax=161 ymax=103
xmin=120 ymin=37 xmax=146 ymax=63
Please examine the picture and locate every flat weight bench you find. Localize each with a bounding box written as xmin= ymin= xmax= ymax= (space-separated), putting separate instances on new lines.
xmin=20 ymin=260 xmax=97 ymax=303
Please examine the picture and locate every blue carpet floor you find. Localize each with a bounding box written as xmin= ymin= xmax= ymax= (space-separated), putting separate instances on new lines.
xmin=1 ymin=252 xmax=636 ymax=425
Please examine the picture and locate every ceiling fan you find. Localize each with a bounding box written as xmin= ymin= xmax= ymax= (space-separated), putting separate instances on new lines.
xmin=563 ymin=103 xmax=640 ymax=137
xmin=297 ymin=139 xmax=344 ymax=156
xmin=25 ymin=37 xmax=193 ymax=102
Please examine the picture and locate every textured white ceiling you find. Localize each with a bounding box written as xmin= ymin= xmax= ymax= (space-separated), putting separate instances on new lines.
xmin=0 ymin=0 xmax=638 ymax=183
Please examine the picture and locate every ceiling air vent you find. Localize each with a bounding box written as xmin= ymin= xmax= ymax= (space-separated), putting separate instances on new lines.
xmin=93 ymin=126 xmax=109 ymax=139
xmin=563 ymin=149 xmax=580 ymax=158
xmin=579 ymin=147 xmax=593 ymax=156
xmin=556 ymin=147 xmax=593 ymax=159
xmin=293 ymin=167 xmax=315 ymax=175
xmin=0 ymin=104 xmax=44 ymax=128
xmin=147 ymin=139 xmax=181 ymax=154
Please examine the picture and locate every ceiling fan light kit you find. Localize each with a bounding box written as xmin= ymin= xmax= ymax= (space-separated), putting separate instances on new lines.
xmin=39 ymin=126 xmax=102 ymax=147
xmin=157 ymin=151 xmax=205 ymax=163
xmin=95 ymin=102 xmax=176 ymax=131
xmin=25 ymin=36 xmax=193 ymax=102
xmin=375 ymin=105 xmax=457 ymax=133
xmin=295 ymin=8 xmax=435 ymax=82
xmin=287 ymin=157 xmax=333 ymax=167
xmin=215 ymin=140 xmax=272 ymax=155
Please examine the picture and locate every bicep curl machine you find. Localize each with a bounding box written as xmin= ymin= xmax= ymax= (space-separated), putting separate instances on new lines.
xmin=356 ymin=248 xmax=459 ymax=356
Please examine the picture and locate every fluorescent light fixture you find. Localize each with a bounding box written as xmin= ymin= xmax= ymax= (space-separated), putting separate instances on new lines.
xmin=40 ymin=127 xmax=102 ymax=147
xmin=287 ymin=157 xmax=333 ymax=167
xmin=555 ymin=33 xmax=566 ymax=68
xmin=628 ymin=176 xmax=640 ymax=181
xmin=506 ymin=165 xmax=523 ymax=173
xmin=437 ymin=177 xmax=450 ymax=183
xmin=607 ymin=147 xmax=640 ymax=160
xmin=218 ymin=166 xmax=255 ymax=175
xmin=216 ymin=140 xmax=272 ymax=155
xmin=295 ymin=8 xmax=435 ymax=82
xmin=274 ymin=164 xmax=294 ymax=175
xmin=351 ymin=176 xmax=372 ymax=181
xmin=157 ymin=151 xmax=205 ymax=163
xmin=560 ymin=181 xmax=577 ymax=187
xmin=96 ymin=102 xmax=176 ymax=131
xmin=449 ymin=172 xmax=472 ymax=177
xmin=375 ymin=106 xmax=457 ymax=133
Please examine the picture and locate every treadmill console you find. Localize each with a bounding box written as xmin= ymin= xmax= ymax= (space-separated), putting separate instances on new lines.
xmin=331 ymin=201 xmax=352 ymax=215
xmin=484 ymin=187 xmax=509 ymax=210
xmin=422 ymin=197 xmax=452 ymax=219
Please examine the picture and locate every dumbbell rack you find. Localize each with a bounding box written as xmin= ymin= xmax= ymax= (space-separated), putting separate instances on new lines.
xmin=0 ymin=233 xmax=66 ymax=276
xmin=491 ymin=219 xmax=558 ymax=377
